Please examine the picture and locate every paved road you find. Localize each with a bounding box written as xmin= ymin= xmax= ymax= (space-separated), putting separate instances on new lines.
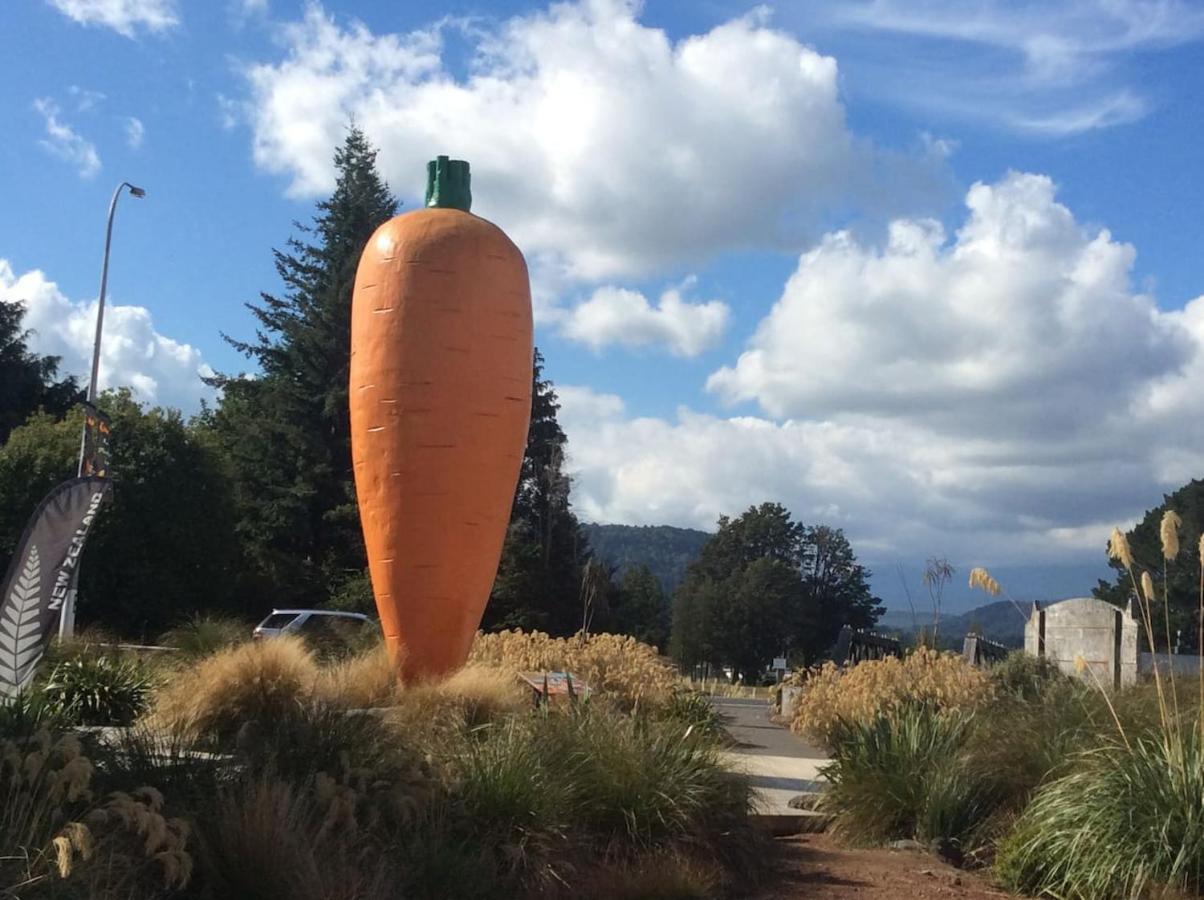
xmin=713 ymin=697 xmax=828 ymax=819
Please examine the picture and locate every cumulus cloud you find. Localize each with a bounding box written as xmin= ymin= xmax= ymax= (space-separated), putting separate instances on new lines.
xmin=125 ymin=116 xmax=144 ymax=149
xmin=708 ymin=172 xmax=1183 ymax=438
xmin=0 ymin=260 xmax=215 ymax=412
xmin=241 ymin=0 xmax=934 ymax=281
xmin=33 ymin=98 xmax=101 ymax=179
xmin=46 ymin=0 xmax=178 ymax=37
xmin=560 ymin=284 xmax=729 ymax=356
xmin=555 ymin=174 xmax=1204 ymax=566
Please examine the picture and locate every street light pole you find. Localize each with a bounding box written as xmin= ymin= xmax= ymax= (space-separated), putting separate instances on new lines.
xmin=63 ymin=181 xmax=145 ymax=639
xmin=80 ymin=182 xmax=146 ymax=418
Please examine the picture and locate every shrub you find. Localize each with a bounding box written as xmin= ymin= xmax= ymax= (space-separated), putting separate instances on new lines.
xmin=151 ymin=635 xmax=318 ymax=743
xmin=468 ymin=630 xmax=678 ymax=709
xmin=997 ymin=728 xmax=1204 ymax=899
xmin=37 ymin=654 xmax=152 ymax=726
xmin=987 ymin=651 xmax=1065 ymax=701
xmin=0 ymin=691 xmax=65 ymax=736
xmin=559 ymin=709 xmax=751 ymax=849
xmin=158 ymin=613 xmax=248 ymax=657
xmin=820 ymin=704 xmax=998 ymax=851
xmin=0 ymin=729 xmax=190 ymax=897
xmin=192 ymin=775 xmax=401 ymax=900
xmin=658 ymin=687 xmax=725 ymax=739
xmin=791 ymin=649 xmax=993 ymax=747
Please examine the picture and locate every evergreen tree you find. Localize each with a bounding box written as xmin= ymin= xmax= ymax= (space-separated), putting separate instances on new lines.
xmin=0 ymin=300 xmax=80 ymax=444
xmin=611 ymin=563 xmax=669 ymax=648
xmin=207 ymin=127 xmax=398 ymax=606
xmin=483 ymin=349 xmax=590 ymax=635
xmin=795 ymin=524 xmax=882 ymax=660
xmin=1095 ymin=478 xmax=1204 ymax=651
xmin=671 ymin=503 xmax=882 ymax=679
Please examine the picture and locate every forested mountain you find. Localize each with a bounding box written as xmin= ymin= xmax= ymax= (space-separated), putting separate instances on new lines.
xmin=583 ymin=523 xmax=710 ymax=591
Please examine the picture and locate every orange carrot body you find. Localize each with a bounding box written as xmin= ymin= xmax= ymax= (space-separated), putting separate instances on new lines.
xmin=350 ymin=192 xmax=532 ymax=681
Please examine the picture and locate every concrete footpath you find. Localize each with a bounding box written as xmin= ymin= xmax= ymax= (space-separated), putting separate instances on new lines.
xmin=713 ymin=697 xmax=830 ymax=833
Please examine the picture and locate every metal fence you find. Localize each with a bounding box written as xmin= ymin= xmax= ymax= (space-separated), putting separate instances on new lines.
xmin=833 ymin=625 xmax=901 ymax=665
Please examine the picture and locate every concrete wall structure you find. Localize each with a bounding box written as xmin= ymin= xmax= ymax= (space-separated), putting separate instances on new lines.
xmin=1025 ymin=597 xmax=1138 ymax=688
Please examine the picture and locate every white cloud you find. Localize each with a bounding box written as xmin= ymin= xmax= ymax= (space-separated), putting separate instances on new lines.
xmin=554 ymin=174 xmax=1204 ymax=567
xmin=240 ymin=1 xmax=934 ymax=281
xmin=560 ymin=284 xmax=729 ymax=356
xmin=0 ymin=260 xmax=215 ymax=413
xmin=33 ymin=98 xmax=101 ymax=179
xmin=67 ymin=85 xmax=106 ymax=112
xmin=796 ymin=0 xmax=1204 ymax=134
xmin=47 ymin=0 xmax=178 ymax=37
xmin=708 ymin=172 xmax=1183 ymax=436
xmin=125 ymin=116 xmax=144 ymax=149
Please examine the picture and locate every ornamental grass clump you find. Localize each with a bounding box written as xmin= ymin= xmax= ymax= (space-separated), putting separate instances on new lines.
xmin=991 ymin=508 xmax=1204 ymax=897
xmin=468 ymin=630 xmax=678 ymax=709
xmin=996 ymin=727 xmax=1204 ymax=899
xmin=151 ymin=634 xmax=319 ymax=743
xmin=791 ymin=649 xmax=993 ymax=747
xmin=820 ymin=704 xmax=998 ymax=853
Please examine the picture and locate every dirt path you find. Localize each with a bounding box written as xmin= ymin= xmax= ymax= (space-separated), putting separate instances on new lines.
xmin=749 ymin=834 xmax=1015 ymax=900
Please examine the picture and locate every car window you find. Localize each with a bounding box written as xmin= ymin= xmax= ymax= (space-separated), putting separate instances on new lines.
xmin=258 ymin=613 xmax=299 ymax=629
xmin=296 ymin=614 xmax=367 ymax=657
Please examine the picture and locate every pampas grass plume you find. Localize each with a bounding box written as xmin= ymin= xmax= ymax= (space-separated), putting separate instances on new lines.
xmin=1109 ymin=528 xmax=1134 ymax=569
xmin=1161 ymin=510 xmax=1182 ymax=561
xmin=1141 ymin=570 xmax=1156 ymax=606
xmin=968 ymin=567 xmax=1001 ymax=597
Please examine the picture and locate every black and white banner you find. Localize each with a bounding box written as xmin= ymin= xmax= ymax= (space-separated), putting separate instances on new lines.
xmin=0 ymin=477 xmax=111 ymax=699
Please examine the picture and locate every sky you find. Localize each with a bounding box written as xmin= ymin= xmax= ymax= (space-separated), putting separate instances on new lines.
xmin=3 ymin=0 xmax=1204 ymax=612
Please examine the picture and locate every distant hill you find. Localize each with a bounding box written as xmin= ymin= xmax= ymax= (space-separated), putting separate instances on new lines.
xmin=582 ymin=523 xmax=711 ymax=591
xmin=876 ymin=600 xmax=1029 ymax=649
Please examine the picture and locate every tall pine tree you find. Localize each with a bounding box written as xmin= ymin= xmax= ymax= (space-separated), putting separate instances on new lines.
xmin=0 ymin=300 xmax=80 ymax=445
xmin=484 ymin=349 xmax=591 ymax=635
xmin=207 ymin=127 xmax=397 ymax=605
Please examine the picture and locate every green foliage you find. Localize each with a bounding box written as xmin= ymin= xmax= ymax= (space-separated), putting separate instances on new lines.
xmin=671 ymin=503 xmax=882 ymax=679
xmin=657 ymin=688 xmax=725 ymax=739
xmin=988 ymin=650 xmax=1065 ymax=701
xmin=607 ymin=564 xmax=668 ymax=648
xmin=1094 ymin=477 xmax=1204 ymax=650
xmin=37 ymin=653 xmax=152 ymax=726
xmin=206 ymin=126 xmax=398 ymax=609
xmin=821 ymin=705 xmax=998 ymax=851
xmin=454 ymin=707 xmax=756 ymax=883
xmin=484 ymin=350 xmax=592 ymax=636
xmin=997 ymin=728 xmax=1204 ymax=899
xmin=0 ymin=391 xmax=250 ymax=637
xmin=158 ymin=613 xmax=248 ymax=657
xmin=0 ymin=299 xmax=80 ymax=446
xmin=0 ymin=691 xmax=65 ymax=737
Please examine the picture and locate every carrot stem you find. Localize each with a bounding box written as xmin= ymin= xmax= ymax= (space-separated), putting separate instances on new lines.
xmin=425 ymin=156 xmax=472 ymax=211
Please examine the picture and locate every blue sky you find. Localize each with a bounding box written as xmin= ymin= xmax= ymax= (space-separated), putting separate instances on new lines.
xmin=4 ymin=0 xmax=1204 ymax=610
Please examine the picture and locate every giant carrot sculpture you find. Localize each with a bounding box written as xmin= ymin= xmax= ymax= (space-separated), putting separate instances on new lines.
xmin=350 ymin=156 xmax=532 ymax=681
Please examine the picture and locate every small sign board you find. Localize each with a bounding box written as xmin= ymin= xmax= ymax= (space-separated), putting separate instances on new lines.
xmin=772 ymin=657 xmax=788 ymax=672
xmin=518 ymin=671 xmax=591 ymax=702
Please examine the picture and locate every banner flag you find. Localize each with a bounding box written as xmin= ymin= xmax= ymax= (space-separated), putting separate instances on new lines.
xmin=0 ymin=477 xmax=111 ymax=699
xmin=79 ymin=402 xmax=112 ymax=478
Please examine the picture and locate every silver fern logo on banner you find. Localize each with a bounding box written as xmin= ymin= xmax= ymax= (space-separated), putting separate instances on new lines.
xmin=0 ymin=545 xmax=42 ymax=699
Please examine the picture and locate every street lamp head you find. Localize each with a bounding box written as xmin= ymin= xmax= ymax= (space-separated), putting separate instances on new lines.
xmin=127 ymin=184 xmax=146 ymax=198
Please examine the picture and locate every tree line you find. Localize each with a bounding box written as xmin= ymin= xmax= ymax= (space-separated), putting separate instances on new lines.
xmin=1 ymin=128 xmax=887 ymax=673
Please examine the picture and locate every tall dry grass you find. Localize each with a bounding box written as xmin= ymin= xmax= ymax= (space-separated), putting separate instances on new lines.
xmin=791 ymin=649 xmax=994 ymax=747
xmin=152 ymin=635 xmax=319 ymax=741
xmin=468 ymin=630 xmax=678 ymax=709
xmin=995 ymin=510 xmax=1204 ymax=897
